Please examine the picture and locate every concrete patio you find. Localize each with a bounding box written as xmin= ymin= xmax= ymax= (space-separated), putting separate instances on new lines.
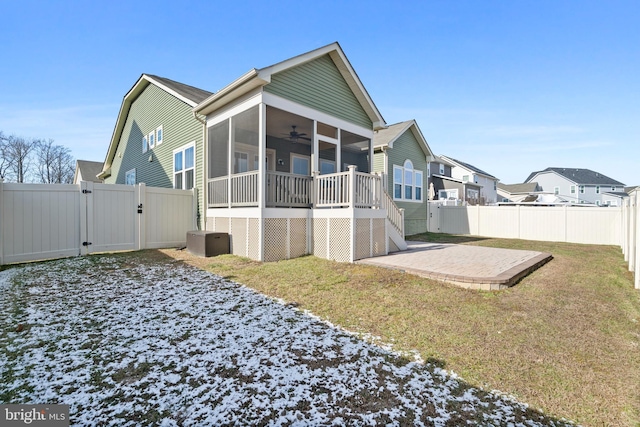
xmin=357 ymin=241 xmax=553 ymax=290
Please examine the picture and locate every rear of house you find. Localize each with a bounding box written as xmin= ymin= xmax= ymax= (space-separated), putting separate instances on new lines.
xmin=99 ymin=43 xmax=409 ymax=262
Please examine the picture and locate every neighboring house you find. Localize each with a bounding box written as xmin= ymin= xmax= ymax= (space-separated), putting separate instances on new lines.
xmin=98 ymin=74 xmax=213 ymax=227
xmin=73 ymin=160 xmax=104 ymax=184
xmin=497 ymin=182 xmax=569 ymax=204
xmin=99 ymin=42 xmax=407 ymax=262
xmin=439 ymin=156 xmax=499 ymax=205
xmin=525 ymin=167 xmax=626 ymax=206
xmin=372 ymin=120 xmax=434 ymax=235
xmin=497 ymin=182 xmax=541 ymax=203
xmin=427 ymin=156 xmax=494 ymax=205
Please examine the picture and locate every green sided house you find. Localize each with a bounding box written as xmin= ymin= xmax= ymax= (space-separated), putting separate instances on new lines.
xmin=98 ymin=74 xmax=212 ymax=228
xmin=373 ymin=120 xmax=433 ymax=236
xmin=99 ymin=42 xmax=410 ymax=262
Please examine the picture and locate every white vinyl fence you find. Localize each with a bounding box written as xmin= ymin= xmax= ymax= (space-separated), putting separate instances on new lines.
xmin=428 ymin=199 xmax=640 ymax=290
xmin=0 ymin=181 xmax=196 ymax=265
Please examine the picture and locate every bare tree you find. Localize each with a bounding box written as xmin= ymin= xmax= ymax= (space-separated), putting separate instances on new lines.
xmin=4 ymin=134 xmax=38 ymax=183
xmin=36 ymin=139 xmax=75 ymax=184
xmin=0 ymin=131 xmax=12 ymax=181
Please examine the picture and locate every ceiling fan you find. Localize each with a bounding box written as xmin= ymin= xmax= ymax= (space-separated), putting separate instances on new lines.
xmin=283 ymin=125 xmax=311 ymax=142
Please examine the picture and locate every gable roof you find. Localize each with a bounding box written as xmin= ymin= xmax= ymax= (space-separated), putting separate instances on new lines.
xmin=497 ymin=182 xmax=539 ymax=194
xmin=74 ymin=160 xmax=104 ymax=183
xmin=373 ymin=120 xmax=433 ymax=158
xmin=145 ymin=74 xmax=213 ymax=105
xmin=99 ymin=74 xmax=212 ymax=179
xmin=194 ymin=42 xmax=386 ymax=129
xmin=439 ymin=156 xmax=497 ymax=180
xmin=525 ymin=167 xmax=625 ymax=186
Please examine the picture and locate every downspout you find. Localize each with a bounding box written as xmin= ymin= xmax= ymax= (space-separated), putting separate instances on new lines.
xmin=193 ymin=111 xmax=207 ymax=230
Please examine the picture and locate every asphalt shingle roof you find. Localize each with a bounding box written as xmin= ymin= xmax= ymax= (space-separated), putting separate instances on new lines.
xmin=146 ymin=74 xmax=213 ymax=105
xmin=442 ymin=156 xmax=496 ymax=179
xmin=526 ymin=167 xmax=625 ymax=186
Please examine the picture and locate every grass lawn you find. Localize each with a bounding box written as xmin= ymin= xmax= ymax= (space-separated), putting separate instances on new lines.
xmin=1 ymin=251 xmax=573 ymax=426
xmin=165 ymin=233 xmax=640 ymax=427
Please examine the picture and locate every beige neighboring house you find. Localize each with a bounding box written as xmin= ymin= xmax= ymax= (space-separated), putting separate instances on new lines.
xmin=73 ymin=160 xmax=104 ymax=184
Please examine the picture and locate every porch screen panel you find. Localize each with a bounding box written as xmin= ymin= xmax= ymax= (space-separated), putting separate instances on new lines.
xmin=232 ymin=106 xmax=259 ymax=173
xmin=208 ymin=120 xmax=229 ymax=179
xmin=341 ymin=130 xmax=370 ymax=173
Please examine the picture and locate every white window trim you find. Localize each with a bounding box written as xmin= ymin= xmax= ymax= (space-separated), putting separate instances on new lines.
xmin=554 ymin=186 xmax=559 ymax=195
xmin=142 ymin=135 xmax=148 ymax=153
xmin=290 ymin=153 xmax=311 ymax=175
xmin=579 ymin=185 xmax=585 ymax=194
xmin=439 ymin=164 xmax=445 ymax=175
xmin=596 ymin=186 xmax=600 ymax=194
xmin=392 ymin=160 xmax=423 ymax=203
xmin=125 ymin=168 xmax=136 ymax=186
xmin=156 ymin=125 xmax=163 ymax=146
xmin=173 ymin=142 xmax=195 ymax=190
xmin=234 ymin=150 xmax=249 ymax=173
xmin=570 ymin=185 xmax=576 ymax=194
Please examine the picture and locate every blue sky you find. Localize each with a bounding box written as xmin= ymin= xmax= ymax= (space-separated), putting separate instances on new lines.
xmin=1 ymin=0 xmax=638 ymax=185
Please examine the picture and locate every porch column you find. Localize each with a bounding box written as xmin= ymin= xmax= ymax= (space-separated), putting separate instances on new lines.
xmin=258 ymin=103 xmax=266 ymax=262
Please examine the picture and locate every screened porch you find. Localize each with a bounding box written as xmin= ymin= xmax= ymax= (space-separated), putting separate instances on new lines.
xmin=206 ymin=104 xmax=376 ymax=209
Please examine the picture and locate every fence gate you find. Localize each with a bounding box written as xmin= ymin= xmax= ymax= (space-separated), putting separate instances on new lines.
xmin=80 ymin=182 xmax=138 ymax=255
xmin=428 ymin=203 xmax=441 ymax=232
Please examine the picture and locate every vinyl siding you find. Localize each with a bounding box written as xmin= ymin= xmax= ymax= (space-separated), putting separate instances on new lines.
xmin=372 ymin=150 xmax=385 ymax=175
xmin=385 ymin=130 xmax=428 ymax=235
xmin=264 ymin=54 xmax=372 ymax=129
xmin=105 ymin=84 xmax=205 ymax=227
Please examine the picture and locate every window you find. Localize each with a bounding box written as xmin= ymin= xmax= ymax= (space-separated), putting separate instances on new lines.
xmin=404 ymin=164 xmax=413 ymax=199
xmin=149 ymin=130 xmax=155 ymax=149
xmin=596 ymin=200 xmax=601 ymax=206
xmin=156 ymin=125 xmax=163 ymax=145
xmin=142 ymin=135 xmax=148 ymax=153
xmin=320 ymin=159 xmax=336 ymax=175
xmin=611 ymin=186 xmax=617 ymax=192
xmin=393 ymin=160 xmax=423 ymax=202
xmin=596 ymin=186 xmax=600 ymax=194
xmin=415 ymin=171 xmax=423 ymax=201
xmin=393 ymin=166 xmax=403 ymax=199
xmin=493 ymin=181 xmax=497 ymax=190
xmin=291 ymin=154 xmax=310 ymax=175
xmin=462 ymin=175 xmax=469 ymax=182
xmin=579 ymin=185 xmax=585 ymax=194
xmin=554 ymin=187 xmax=559 ymax=195
xmin=570 ymin=185 xmax=576 ymax=194
xmin=439 ymin=189 xmax=458 ymax=200
xmin=174 ymin=143 xmax=195 ymax=190
xmin=125 ymin=169 xmax=136 ymax=186
xmin=439 ymin=164 xmax=444 ymax=175
xmin=234 ymin=152 xmax=248 ymax=173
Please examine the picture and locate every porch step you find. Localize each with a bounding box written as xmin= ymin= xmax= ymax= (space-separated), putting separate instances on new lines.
xmin=387 ymin=219 xmax=407 ymax=252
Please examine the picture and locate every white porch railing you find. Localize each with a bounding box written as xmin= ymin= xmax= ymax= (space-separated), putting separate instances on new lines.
xmin=207 ymin=167 xmax=403 ymax=235
xmin=381 ymin=186 xmax=405 ymax=238
xmin=208 ymin=176 xmax=229 ymax=207
xmin=231 ymin=170 xmax=259 ymax=206
xmin=314 ymin=166 xmax=382 ymax=209
xmin=266 ymin=171 xmax=312 ymax=207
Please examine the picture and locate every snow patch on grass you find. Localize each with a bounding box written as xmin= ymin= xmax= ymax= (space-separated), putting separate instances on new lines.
xmin=0 ymin=255 xmax=575 ymax=426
